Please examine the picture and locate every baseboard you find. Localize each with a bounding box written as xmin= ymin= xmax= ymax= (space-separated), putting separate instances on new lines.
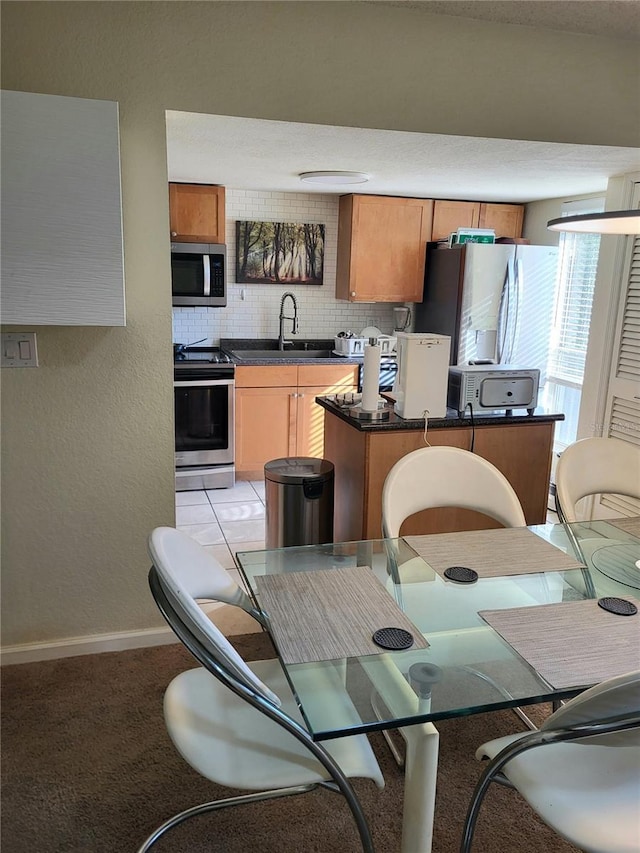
xmin=1 ymin=625 xmax=178 ymax=666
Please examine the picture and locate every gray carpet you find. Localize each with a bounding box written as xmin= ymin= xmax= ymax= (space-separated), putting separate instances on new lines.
xmin=1 ymin=634 xmax=579 ymax=852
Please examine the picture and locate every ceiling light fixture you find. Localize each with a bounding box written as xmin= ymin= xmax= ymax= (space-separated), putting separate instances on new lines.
xmin=547 ymin=209 xmax=640 ymax=235
xmin=299 ymin=171 xmax=370 ymax=185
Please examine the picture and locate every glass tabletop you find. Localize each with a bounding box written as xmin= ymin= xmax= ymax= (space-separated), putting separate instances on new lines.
xmin=555 ymin=518 xmax=640 ymax=591
xmin=236 ymin=522 xmax=639 ymax=740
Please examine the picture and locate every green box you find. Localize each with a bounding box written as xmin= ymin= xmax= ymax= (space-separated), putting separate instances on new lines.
xmin=456 ymin=228 xmax=496 ymax=245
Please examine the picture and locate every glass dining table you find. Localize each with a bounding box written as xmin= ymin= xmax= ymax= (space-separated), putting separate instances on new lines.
xmin=236 ymin=519 xmax=640 ymax=853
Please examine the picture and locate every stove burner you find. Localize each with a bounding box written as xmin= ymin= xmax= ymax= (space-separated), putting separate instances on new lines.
xmin=174 ymin=347 xmax=230 ymax=363
xmin=173 ymin=346 xmax=234 ymax=373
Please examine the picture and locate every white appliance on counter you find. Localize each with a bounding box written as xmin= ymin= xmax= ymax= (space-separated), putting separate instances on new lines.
xmin=447 ymin=364 xmax=540 ymax=417
xmin=393 ymin=332 xmax=451 ymax=419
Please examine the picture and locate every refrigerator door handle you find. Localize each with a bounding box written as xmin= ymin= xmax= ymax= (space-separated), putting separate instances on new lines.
xmin=497 ymin=257 xmax=515 ymax=363
xmin=509 ymin=257 xmax=524 ymax=363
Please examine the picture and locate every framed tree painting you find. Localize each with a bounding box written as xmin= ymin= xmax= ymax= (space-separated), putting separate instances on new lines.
xmin=236 ymin=221 xmax=325 ymax=285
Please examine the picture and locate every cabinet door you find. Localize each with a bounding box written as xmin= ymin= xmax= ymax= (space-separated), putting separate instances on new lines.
xmin=235 ymin=386 xmax=297 ymax=475
xmin=337 ymin=195 xmax=433 ymax=302
xmin=296 ymin=379 xmax=358 ymax=459
xmin=478 ymin=203 xmax=524 ymax=239
xmin=431 ymin=201 xmax=480 ymax=242
xmin=169 ymin=183 xmax=226 ymax=243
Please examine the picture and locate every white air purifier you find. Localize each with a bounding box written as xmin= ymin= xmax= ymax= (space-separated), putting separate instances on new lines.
xmin=393 ymin=333 xmax=451 ymax=419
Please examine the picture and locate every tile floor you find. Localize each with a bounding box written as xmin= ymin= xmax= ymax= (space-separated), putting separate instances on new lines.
xmin=176 ymin=478 xmax=266 ymax=578
xmin=176 ymin=479 xmax=268 ymax=634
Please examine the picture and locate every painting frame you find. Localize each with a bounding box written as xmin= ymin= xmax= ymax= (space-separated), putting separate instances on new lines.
xmin=235 ymin=220 xmax=325 ymax=285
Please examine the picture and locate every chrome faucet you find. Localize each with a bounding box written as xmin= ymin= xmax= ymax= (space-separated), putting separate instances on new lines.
xmin=278 ymin=292 xmax=299 ymax=350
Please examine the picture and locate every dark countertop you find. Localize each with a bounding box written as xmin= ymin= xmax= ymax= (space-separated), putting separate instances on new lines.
xmin=219 ymin=337 xmax=394 ymax=367
xmin=317 ymin=395 xmax=564 ymax=432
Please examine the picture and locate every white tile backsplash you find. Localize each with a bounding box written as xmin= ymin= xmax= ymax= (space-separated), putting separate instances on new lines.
xmin=173 ymin=189 xmax=400 ymax=345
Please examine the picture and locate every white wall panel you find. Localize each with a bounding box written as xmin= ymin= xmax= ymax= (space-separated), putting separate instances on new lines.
xmin=1 ymin=90 xmax=125 ymax=325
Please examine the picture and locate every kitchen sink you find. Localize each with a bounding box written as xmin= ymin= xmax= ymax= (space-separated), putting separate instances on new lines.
xmin=230 ymin=348 xmax=336 ymax=360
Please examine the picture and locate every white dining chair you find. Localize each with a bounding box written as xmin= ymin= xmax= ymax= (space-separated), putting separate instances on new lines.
xmin=138 ymin=526 xmax=384 ymax=853
xmin=555 ymin=436 xmax=640 ymax=523
xmin=381 ymin=445 xmax=526 ymax=538
xmin=461 ymin=669 xmax=640 ymax=853
xmin=378 ymin=445 xmax=538 ymax=761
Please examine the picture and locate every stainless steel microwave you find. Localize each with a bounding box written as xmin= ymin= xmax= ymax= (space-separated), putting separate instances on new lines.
xmin=171 ymin=242 xmax=227 ymax=307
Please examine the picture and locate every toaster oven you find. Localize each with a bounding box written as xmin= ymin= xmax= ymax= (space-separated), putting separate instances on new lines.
xmin=448 ymin=365 xmax=540 ymax=417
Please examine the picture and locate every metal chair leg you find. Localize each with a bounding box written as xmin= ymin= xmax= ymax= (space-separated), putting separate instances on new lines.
xmin=137 ymin=786 xmax=317 ymax=852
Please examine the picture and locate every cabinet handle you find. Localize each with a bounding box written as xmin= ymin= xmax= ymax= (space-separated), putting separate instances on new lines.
xmin=351 ymin=291 xmax=356 ymax=297
xmin=171 ymin=231 xmax=177 ymax=237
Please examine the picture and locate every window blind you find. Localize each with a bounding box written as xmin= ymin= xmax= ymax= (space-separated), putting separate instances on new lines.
xmin=548 ymin=231 xmax=601 ymax=382
xmin=544 ymin=198 xmax=604 ymax=451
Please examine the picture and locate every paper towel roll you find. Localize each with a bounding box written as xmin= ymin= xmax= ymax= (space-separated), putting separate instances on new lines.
xmin=361 ymin=341 xmax=381 ymax=412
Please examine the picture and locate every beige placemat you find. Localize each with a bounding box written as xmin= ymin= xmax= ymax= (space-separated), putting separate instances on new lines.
xmin=607 ymin=516 xmax=640 ymax=538
xmin=404 ymin=528 xmax=584 ymax=579
xmin=256 ymin=566 xmax=428 ymax=665
xmin=480 ymin=598 xmax=640 ymax=690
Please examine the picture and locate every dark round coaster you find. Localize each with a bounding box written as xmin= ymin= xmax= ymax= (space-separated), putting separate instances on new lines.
xmin=372 ymin=627 xmax=414 ymax=650
xmin=443 ymin=565 xmax=478 ymax=584
xmin=597 ymin=597 xmax=638 ymax=616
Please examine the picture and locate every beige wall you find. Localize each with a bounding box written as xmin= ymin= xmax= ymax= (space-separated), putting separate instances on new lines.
xmin=524 ymin=192 xmax=606 ymax=246
xmin=2 ymin=1 xmax=638 ymax=649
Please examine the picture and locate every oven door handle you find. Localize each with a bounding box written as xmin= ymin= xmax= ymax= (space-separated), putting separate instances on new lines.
xmin=174 ymin=379 xmax=235 ymax=387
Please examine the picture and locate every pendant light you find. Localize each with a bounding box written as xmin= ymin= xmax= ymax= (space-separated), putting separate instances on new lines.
xmin=547 ymin=209 xmax=640 ymax=235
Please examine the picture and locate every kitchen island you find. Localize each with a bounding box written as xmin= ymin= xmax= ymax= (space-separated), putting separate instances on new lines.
xmin=317 ymin=396 xmax=564 ymax=541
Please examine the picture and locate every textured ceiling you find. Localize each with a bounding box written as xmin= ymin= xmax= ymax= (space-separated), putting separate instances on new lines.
xmin=377 ymin=1 xmax=640 ymax=41
xmin=166 ymin=112 xmax=640 ymax=203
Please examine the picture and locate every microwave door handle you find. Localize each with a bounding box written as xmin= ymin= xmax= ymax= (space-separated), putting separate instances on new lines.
xmin=203 ymin=255 xmax=211 ymax=296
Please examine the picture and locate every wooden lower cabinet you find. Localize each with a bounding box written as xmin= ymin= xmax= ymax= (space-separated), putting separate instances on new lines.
xmin=235 ymin=364 xmax=358 ymax=478
xmin=323 ymin=411 xmax=555 ymax=541
xmin=235 ymin=385 xmax=297 ymax=476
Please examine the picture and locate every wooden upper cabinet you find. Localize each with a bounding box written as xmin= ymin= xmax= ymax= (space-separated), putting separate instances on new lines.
xmin=432 ymin=200 xmax=524 ymax=242
xmin=169 ymin=183 xmax=226 ymax=243
xmin=431 ymin=201 xmax=480 ymax=242
xmin=336 ymin=195 xmax=433 ymax=302
xmin=478 ymin=203 xmax=524 ymax=240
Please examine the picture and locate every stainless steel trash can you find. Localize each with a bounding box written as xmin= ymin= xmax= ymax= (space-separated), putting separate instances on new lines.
xmin=264 ymin=457 xmax=334 ymax=548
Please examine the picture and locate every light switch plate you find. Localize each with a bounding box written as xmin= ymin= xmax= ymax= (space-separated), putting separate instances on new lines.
xmin=1 ymin=332 xmax=39 ymax=367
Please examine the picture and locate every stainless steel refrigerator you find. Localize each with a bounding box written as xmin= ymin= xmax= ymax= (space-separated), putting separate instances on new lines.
xmin=414 ymin=243 xmax=559 ymax=378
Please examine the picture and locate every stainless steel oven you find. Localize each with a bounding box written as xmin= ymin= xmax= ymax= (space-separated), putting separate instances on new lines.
xmin=174 ymin=349 xmax=235 ymax=490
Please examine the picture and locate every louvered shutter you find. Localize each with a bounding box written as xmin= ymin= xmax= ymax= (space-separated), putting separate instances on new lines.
xmin=600 ymin=203 xmax=640 ymax=516
xmin=617 ymin=236 xmax=640 ymax=381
